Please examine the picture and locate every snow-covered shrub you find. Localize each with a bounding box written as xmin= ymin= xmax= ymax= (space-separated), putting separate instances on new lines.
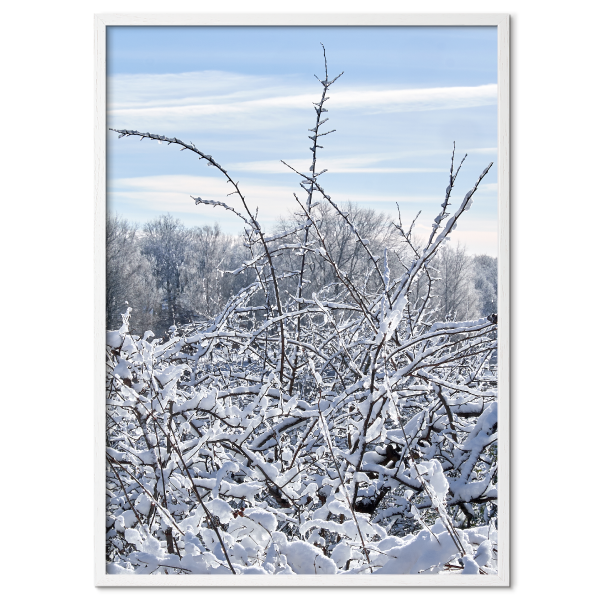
xmin=106 ymin=47 xmax=498 ymax=576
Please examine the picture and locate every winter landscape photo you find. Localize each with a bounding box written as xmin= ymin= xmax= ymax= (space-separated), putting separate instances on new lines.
xmin=104 ymin=25 xmax=501 ymax=578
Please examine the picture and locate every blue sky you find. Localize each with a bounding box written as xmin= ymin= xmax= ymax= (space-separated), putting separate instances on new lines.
xmin=107 ymin=26 xmax=498 ymax=255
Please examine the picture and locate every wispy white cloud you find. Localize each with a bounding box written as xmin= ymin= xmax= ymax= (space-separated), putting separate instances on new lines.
xmin=109 ymin=71 xmax=280 ymax=108
xmin=108 ymin=70 xmax=497 ymax=131
xmin=230 ymin=156 xmax=448 ymax=175
xmin=412 ymin=218 xmax=497 ymax=256
xmin=229 ymin=151 xmax=496 ymax=175
xmin=342 ymin=194 xmax=442 ymax=204
xmin=476 ymin=183 xmax=498 ymax=194
xmin=109 ymin=93 xmax=317 ymax=120
xmin=109 ymin=174 xmax=497 ymax=253
xmin=464 ymin=147 xmax=497 ymax=155
xmin=450 ymin=229 xmax=498 ymax=257
xmin=109 ymin=174 xmax=300 ymax=228
xmin=326 ymin=167 xmax=446 ymax=173
xmin=109 ymin=174 xmax=445 ymax=231
xmin=331 ymin=85 xmax=497 ymax=113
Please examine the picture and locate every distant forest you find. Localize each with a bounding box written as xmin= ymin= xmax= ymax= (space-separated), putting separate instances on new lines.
xmin=107 ymin=204 xmax=497 ymax=339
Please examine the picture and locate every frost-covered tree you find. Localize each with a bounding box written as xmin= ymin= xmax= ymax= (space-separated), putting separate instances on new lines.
xmin=108 ymin=215 xmax=258 ymax=337
xmin=141 ymin=214 xmax=193 ymax=334
xmin=106 ymin=214 xmax=158 ymax=332
xmin=472 ymin=254 xmax=498 ymax=316
xmin=431 ymin=243 xmax=481 ymax=321
xmin=180 ymin=224 xmax=254 ymax=321
xmin=106 ymin=48 xmax=498 ymax=577
xmin=274 ymin=201 xmax=404 ymax=300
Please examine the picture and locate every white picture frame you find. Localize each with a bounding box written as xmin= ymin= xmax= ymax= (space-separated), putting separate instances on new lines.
xmin=93 ymin=12 xmax=511 ymax=593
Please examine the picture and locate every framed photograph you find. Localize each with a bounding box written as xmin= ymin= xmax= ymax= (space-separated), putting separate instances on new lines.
xmin=96 ymin=13 xmax=509 ymax=586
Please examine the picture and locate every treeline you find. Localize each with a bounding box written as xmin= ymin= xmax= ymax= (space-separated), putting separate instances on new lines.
xmin=107 ymin=205 xmax=497 ymax=337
